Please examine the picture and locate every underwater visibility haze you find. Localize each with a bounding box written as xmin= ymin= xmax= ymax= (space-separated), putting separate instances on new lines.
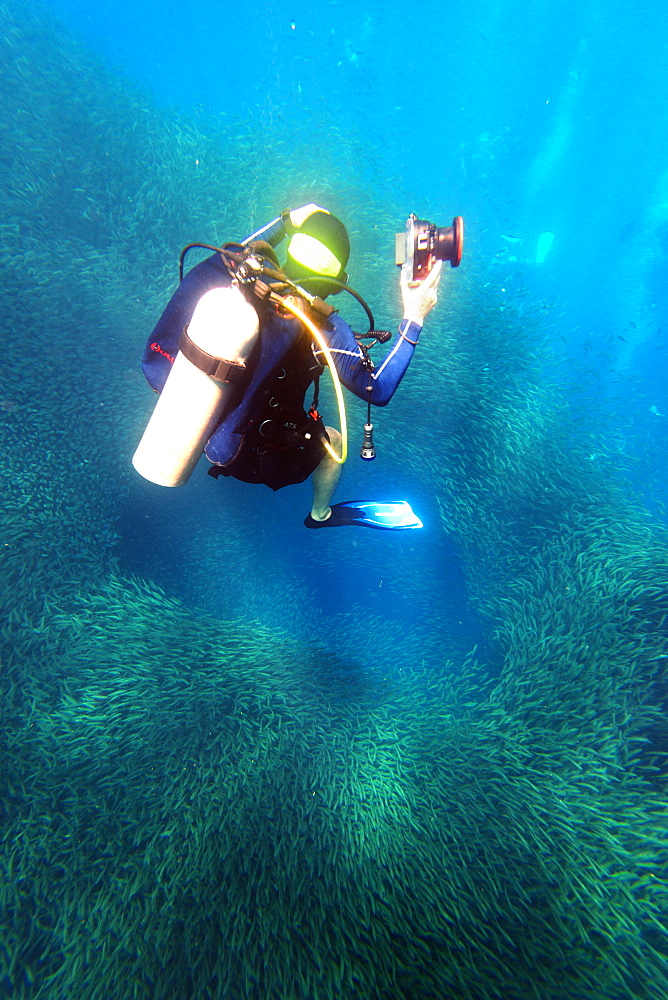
xmin=2 ymin=0 xmax=668 ymax=997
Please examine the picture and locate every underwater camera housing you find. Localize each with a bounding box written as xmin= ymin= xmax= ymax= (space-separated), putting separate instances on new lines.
xmin=395 ymin=213 xmax=464 ymax=284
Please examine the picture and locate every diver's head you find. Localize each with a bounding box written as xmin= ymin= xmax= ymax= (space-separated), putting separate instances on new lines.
xmin=283 ymin=210 xmax=350 ymax=297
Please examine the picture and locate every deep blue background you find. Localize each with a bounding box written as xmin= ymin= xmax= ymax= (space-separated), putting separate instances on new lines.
xmin=48 ymin=0 xmax=668 ymax=416
xmin=46 ymin=0 xmax=668 ymax=657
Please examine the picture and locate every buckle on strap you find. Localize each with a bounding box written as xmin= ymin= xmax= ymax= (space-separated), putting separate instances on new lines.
xmin=179 ymin=326 xmax=248 ymax=385
xmin=281 ymin=208 xmax=296 ymax=236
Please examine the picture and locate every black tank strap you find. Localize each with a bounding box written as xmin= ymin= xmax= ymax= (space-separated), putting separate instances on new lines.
xmin=179 ymin=326 xmax=249 ymax=385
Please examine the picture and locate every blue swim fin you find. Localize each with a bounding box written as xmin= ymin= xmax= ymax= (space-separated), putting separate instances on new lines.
xmin=304 ymin=500 xmax=423 ymax=530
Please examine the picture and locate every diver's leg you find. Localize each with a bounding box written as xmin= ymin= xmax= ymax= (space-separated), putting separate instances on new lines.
xmin=310 ymin=427 xmax=342 ymax=521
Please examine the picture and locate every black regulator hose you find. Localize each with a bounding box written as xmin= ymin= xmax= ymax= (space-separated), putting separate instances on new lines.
xmin=178 ymin=243 xmax=230 ymax=281
xmin=295 ymin=276 xmax=376 ymax=333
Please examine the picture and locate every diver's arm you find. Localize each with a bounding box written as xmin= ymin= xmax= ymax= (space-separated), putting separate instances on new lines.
xmin=322 ymin=316 xmax=422 ymax=406
xmin=365 ymin=260 xmax=444 ymax=403
xmin=363 ymin=319 xmax=424 ymax=405
xmin=323 ymin=261 xmax=443 ymax=406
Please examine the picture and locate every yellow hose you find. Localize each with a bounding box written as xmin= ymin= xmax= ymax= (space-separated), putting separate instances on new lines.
xmin=280 ymin=297 xmax=348 ymax=465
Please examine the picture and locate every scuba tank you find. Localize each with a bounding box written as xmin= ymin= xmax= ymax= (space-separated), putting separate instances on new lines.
xmin=132 ymin=285 xmax=259 ymax=487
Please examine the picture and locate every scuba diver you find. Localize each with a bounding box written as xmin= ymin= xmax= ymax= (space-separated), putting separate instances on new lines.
xmin=133 ymin=203 xmax=445 ymax=529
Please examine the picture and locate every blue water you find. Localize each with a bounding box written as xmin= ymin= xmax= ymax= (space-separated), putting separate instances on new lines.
xmin=49 ymin=0 xmax=668 ymax=512
xmin=66 ymin=0 xmax=667 ymax=660
xmin=3 ymin=1 xmax=668 ymax=997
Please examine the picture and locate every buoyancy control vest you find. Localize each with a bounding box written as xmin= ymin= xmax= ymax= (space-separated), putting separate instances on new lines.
xmin=203 ymin=297 xmax=324 ymax=467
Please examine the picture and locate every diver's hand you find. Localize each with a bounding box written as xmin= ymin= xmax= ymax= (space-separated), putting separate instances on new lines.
xmin=400 ymin=259 xmax=443 ymax=325
xmin=289 ymin=203 xmax=327 ymax=228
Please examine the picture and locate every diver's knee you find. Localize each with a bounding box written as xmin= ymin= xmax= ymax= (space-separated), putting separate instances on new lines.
xmin=324 ymin=426 xmax=341 ymax=449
